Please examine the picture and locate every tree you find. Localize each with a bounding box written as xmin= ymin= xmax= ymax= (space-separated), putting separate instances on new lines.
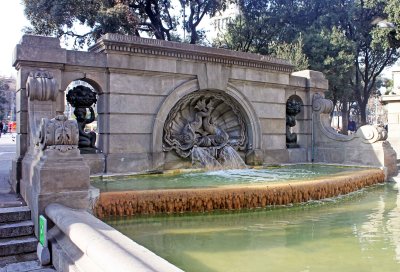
xmin=270 ymin=35 xmax=309 ymax=71
xmin=179 ymin=0 xmax=228 ymax=44
xmin=0 ymin=78 xmax=15 ymax=121
xmin=384 ymin=0 xmax=400 ymax=47
xmin=23 ymin=0 xmax=227 ymax=46
xmin=221 ymin=0 xmax=399 ymax=126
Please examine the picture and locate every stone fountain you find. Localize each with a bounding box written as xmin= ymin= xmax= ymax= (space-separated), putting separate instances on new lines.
xmin=9 ymin=33 xmax=399 ymax=272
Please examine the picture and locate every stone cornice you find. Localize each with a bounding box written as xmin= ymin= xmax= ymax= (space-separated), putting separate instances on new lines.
xmin=89 ymin=33 xmax=294 ymax=73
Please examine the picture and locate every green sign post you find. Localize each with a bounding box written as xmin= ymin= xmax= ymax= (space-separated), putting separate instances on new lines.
xmin=39 ymin=215 xmax=47 ymax=247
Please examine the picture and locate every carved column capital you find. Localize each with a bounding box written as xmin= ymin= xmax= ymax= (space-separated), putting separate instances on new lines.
xmin=26 ymin=70 xmax=58 ymax=101
xmin=38 ymin=115 xmax=79 ymax=152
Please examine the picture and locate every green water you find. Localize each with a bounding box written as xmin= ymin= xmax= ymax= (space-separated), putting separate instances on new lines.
xmin=105 ymin=182 xmax=400 ymax=272
xmin=93 ymin=164 xmax=364 ymax=192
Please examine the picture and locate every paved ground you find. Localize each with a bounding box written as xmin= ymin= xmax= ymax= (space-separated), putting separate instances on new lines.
xmin=0 ymin=133 xmax=55 ymax=271
xmin=0 ymin=133 xmax=24 ymax=208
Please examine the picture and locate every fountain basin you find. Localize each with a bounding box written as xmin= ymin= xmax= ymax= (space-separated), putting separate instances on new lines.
xmin=93 ymin=165 xmax=385 ymax=218
xmin=105 ymin=182 xmax=400 ymax=272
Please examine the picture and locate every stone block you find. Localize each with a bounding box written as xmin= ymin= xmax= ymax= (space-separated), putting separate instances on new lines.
xmin=230 ymin=67 xmax=247 ymax=81
xmin=288 ymin=148 xmax=309 ymax=163
xmin=20 ymin=35 xmax=61 ymax=48
xmin=245 ymin=149 xmax=263 ymax=165
xmin=253 ymin=102 xmax=285 ymax=119
xmin=32 ymin=150 xmax=90 ymax=194
xmin=106 ymin=153 xmax=152 ymax=174
xmin=108 ymin=94 xmax=165 ymax=114
xmin=108 ymin=134 xmax=151 ymax=153
xmin=14 ymin=44 xmax=66 ymax=66
xmin=106 ymin=114 xmax=155 ymax=134
xmin=66 ymin=51 xmax=107 ymax=69
xmin=0 ymin=236 xmax=37 ymax=257
xmin=262 ymin=134 xmax=286 ymax=150
xmin=291 ymin=70 xmax=328 ymax=90
xmin=17 ymin=111 xmax=28 ymax=134
xmin=197 ymin=63 xmax=230 ymax=90
xmin=82 ymin=153 xmax=106 ymax=175
xmin=242 ymin=84 xmax=286 ymax=103
xmin=289 ymin=75 xmax=307 ymax=88
xmin=176 ymin=60 xmax=198 ymax=75
xmin=16 ymin=133 xmax=28 ymax=158
xmin=110 ymin=73 xmax=167 ymax=95
xmin=0 ymin=206 xmax=31 ymax=224
xmin=259 ymin=118 xmax=285 ymax=134
xmin=96 ymin=93 xmax=109 ymax=114
xmin=0 ymin=220 xmax=34 ymax=238
xmin=263 ymin=149 xmax=289 ymax=164
xmin=108 ymin=55 xmax=178 ymax=74
xmin=264 ymin=71 xmax=290 ymax=85
xmin=16 ymin=88 xmax=28 ymax=112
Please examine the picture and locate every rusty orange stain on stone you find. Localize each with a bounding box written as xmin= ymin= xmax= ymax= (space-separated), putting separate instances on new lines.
xmin=94 ymin=169 xmax=385 ymax=218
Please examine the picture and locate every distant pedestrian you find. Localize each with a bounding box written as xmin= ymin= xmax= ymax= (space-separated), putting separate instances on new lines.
xmin=3 ymin=123 xmax=8 ymax=134
xmin=0 ymin=121 xmax=3 ymax=138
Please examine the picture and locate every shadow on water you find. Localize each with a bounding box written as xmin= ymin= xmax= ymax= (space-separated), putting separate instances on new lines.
xmin=105 ymin=182 xmax=400 ymax=272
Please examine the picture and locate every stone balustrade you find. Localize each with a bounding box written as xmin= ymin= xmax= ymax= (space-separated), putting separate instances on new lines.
xmin=46 ymin=203 xmax=183 ymax=272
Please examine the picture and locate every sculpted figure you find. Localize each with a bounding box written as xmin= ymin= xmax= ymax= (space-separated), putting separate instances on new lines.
xmin=286 ymin=99 xmax=301 ymax=148
xmin=75 ymin=107 xmax=96 ymax=148
xmin=66 ymin=85 xmax=98 ymax=151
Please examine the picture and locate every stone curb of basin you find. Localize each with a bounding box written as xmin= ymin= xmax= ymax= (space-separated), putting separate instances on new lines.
xmin=46 ymin=203 xmax=183 ymax=272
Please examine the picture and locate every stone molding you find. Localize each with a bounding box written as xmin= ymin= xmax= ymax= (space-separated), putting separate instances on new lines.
xmin=89 ymin=33 xmax=294 ymax=73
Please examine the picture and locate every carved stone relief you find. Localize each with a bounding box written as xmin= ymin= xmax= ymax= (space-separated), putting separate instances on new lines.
xmin=163 ymin=91 xmax=248 ymax=158
xmin=38 ymin=115 xmax=79 ymax=152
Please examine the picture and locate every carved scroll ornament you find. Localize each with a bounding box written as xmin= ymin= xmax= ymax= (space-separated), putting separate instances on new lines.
xmin=37 ymin=115 xmax=79 ymax=152
xmin=312 ymin=93 xmax=387 ymax=143
xmin=26 ymin=70 xmax=58 ymax=101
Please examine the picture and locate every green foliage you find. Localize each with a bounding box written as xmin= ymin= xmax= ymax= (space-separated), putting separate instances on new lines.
xmin=221 ymin=0 xmax=399 ymax=124
xmin=270 ymin=35 xmax=309 ymax=71
xmin=0 ymin=80 xmax=10 ymax=120
xmin=23 ymin=0 xmax=228 ymax=46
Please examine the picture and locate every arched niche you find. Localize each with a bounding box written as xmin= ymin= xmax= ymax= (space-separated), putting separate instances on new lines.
xmin=64 ymin=79 xmax=102 ymax=151
xmin=152 ymin=79 xmax=261 ymax=169
xmin=286 ymin=94 xmax=304 ymax=148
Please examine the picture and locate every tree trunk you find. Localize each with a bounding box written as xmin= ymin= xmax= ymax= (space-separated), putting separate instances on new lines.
xmin=340 ymin=99 xmax=349 ymax=135
xmin=359 ymin=101 xmax=367 ymax=125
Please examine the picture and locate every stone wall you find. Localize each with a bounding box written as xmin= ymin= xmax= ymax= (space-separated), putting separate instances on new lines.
xmin=12 ymin=34 xmax=328 ymax=178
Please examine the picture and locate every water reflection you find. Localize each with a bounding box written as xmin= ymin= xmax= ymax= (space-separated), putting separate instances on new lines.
xmin=106 ymin=183 xmax=400 ymax=272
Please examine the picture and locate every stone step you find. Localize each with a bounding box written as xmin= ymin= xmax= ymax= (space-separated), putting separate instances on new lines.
xmin=0 ymin=252 xmax=38 ymax=268
xmin=0 ymin=206 xmax=31 ymax=224
xmin=0 ymin=236 xmax=37 ymax=257
xmin=0 ymin=260 xmax=56 ymax=272
xmin=0 ymin=221 xmax=34 ymax=238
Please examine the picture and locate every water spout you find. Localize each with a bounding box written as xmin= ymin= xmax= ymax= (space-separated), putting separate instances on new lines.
xmin=191 ymin=146 xmax=222 ymax=170
xmin=219 ymin=145 xmax=247 ymax=169
xmin=191 ymin=145 xmax=246 ymax=170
